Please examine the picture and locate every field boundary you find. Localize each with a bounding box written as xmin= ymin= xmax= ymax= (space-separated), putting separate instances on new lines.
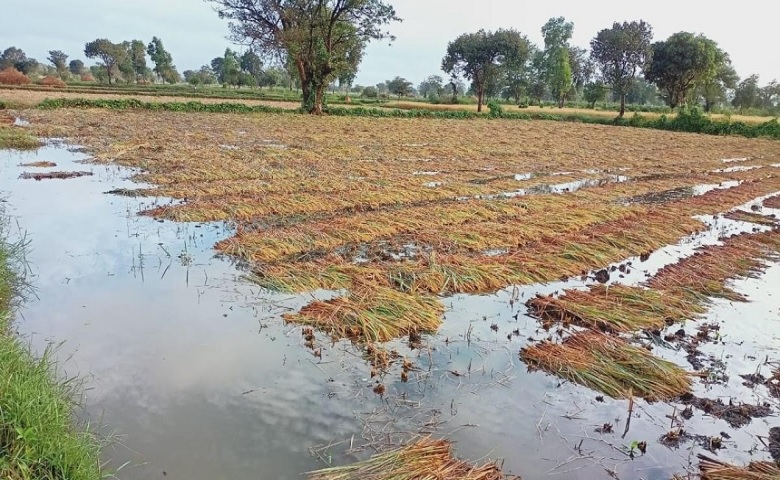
xmin=31 ymin=97 xmax=780 ymax=140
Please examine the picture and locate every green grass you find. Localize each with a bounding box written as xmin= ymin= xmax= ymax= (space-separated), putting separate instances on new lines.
xmin=0 ymin=128 xmax=40 ymax=150
xmin=0 ymin=210 xmax=103 ymax=480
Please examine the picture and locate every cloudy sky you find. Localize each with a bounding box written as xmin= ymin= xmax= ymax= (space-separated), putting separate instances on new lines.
xmin=3 ymin=0 xmax=778 ymax=87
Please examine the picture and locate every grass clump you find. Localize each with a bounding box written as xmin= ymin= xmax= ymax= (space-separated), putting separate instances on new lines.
xmin=0 ymin=210 xmax=103 ymax=480
xmin=698 ymin=455 xmax=780 ymax=480
xmin=521 ymin=332 xmax=691 ymax=401
xmin=0 ymin=127 xmax=40 ymax=150
xmin=527 ymin=284 xmax=697 ymax=333
xmin=308 ymin=437 xmax=509 ymax=480
xmin=284 ymin=286 xmax=443 ymax=343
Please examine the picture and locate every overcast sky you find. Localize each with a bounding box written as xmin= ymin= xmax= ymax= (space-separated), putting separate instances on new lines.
xmin=3 ymin=0 xmax=778 ymax=87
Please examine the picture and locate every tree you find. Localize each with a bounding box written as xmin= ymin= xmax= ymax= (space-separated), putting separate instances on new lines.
xmin=590 ymin=20 xmax=653 ymax=117
xmin=84 ymin=39 xmax=125 ymax=85
xmin=361 ymin=85 xmax=378 ymax=98
xmin=240 ymin=50 xmax=263 ymax=85
xmin=418 ymin=75 xmax=444 ymax=100
xmin=548 ymin=47 xmax=572 ymax=107
xmin=15 ymin=58 xmax=40 ymax=75
xmin=583 ymin=81 xmax=607 ymax=108
xmin=442 ymin=29 xmax=531 ymax=112
xmin=47 ymin=50 xmax=69 ymax=78
xmin=698 ymin=61 xmax=738 ymax=112
xmin=760 ymin=80 xmax=780 ymax=113
xmin=128 ymin=40 xmax=148 ymax=82
xmin=338 ymin=70 xmax=356 ymax=95
xmin=732 ymin=74 xmax=762 ymax=111
xmin=147 ymin=36 xmax=177 ymax=83
xmin=0 ymin=47 xmax=27 ymax=70
xmin=207 ymin=0 xmax=399 ymax=114
xmin=645 ymin=32 xmax=724 ymax=109
xmin=569 ymin=46 xmax=594 ymax=93
xmin=218 ymin=48 xmax=241 ymax=86
xmin=69 ymin=59 xmax=85 ymax=76
xmin=386 ymin=76 xmax=412 ymax=97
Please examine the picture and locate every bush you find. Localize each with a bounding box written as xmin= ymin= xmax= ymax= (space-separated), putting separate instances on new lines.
xmin=487 ymin=100 xmax=503 ymax=117
xmin=0 ymin=68 xmax=31 ymax=86
xmin=38 ymin=76 xmax=67 ymax=88
xmin=361 ymin=86 xmax=378 ymax=98
xmin=80 ymin=74 xmax=96 ymax=82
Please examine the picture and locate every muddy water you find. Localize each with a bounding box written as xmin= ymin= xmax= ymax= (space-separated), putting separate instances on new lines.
xmin=1 ymin=141 xmax=780 ymax=480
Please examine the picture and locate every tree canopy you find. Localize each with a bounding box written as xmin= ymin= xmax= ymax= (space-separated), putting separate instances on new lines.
xmin=590 ymin=20 xmax=653 ymax=117
xmin=442 ymin=29 xmax=531 ymax=112
xmin=206 ymin=0 xmax=399 ymax=114
xmin=47 ymin=50 xmax=69 ymax=78
xmin=147 ymin=37 xmax=178 ymax=84
xmin=84 ymin=39 xmax=125 ymax=85
xmin=646 ymin=32 xmax=725 ymax=108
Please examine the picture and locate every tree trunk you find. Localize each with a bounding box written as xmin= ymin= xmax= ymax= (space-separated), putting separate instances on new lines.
xmin=310 ymin=82 xmax=326 ymax=115
xmin=558 ymin=95 xmax=565 ymax=108
xmin=619 ymin=94 xmax=626 ymax=118
xmin=477 ymin=87 xmax=484 ymax=113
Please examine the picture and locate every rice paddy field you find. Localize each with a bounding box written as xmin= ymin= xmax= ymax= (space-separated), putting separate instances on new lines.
xmin=2 ymin=88 xmax=780 ymax=479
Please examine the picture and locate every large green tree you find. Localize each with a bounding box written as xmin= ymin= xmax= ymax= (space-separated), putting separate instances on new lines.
xmin=548 ymin=47 xmax=572 ymax=108
xmin=590 ymin=20 xmax=653 ymax=117
xmin=698 ymin=61 xmax=738 ymax=112
xmin=0 ymin=47 xmax=26 ymax=70
xmin=645 ymin=32 xmax=725 ymax=108
xmin=732 ymin=74 xmax=761 ymax=111
xmin=386 ymin=76 xmax=412 ymax=97
xmin=84 ymin=39 xmax=126 ymax=85
xmin=442 ymin=29 xmax=531 ymax=112
xmin=240 ymin=50 xmax=264 ymax=85
xmin=418 ymin=75 xmax=444 ymax=99
xmin=47 ymin=50 xmax=69 ymax=78
xmin=207 ymin=0 xmax=399 ymax=114
xmin=129 ymin=40 xmax=148 ymax=82
xmin=68 ymin=59 xmax=85 ymax=76
xmin=147 ymin=36 xmax=178 ymax=83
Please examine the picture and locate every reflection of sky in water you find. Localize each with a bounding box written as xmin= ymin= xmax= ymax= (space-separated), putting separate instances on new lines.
xmin=1 ymin=143 xmax=779 ymax=480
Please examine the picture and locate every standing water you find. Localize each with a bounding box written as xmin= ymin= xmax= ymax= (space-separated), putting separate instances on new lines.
xmin=2 ymin=141 xmax=780 ymax=480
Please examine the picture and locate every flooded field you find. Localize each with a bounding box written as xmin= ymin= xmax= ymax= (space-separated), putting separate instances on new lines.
xmin=2 ymin=108 xmax=780 ymax=479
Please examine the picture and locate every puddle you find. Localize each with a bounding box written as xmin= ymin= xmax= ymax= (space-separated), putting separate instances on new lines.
xmin=2 ymin=141 xmax=780 ymax=480
xmin=413 ymin=171 xmax=438 ymax=176
xmin=475 ymin=175 xmax=631 ymax=200
xmin=713 ymin=165 xmax=763 ymax=173
xmin=424 ymin=181 xmax=443 ymax=188
xmin=514 ymin=173 xmax=533 ymax=181
xmin=621 ymin=181 xmax=742 ymax=205
xmin=13 ymin=117 xmax=30 ymax=127
xmin=722 ymin=157 xmax=749 ymax=163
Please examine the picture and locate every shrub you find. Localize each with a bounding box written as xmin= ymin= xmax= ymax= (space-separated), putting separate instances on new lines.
xmin=80 ymin=74 xmax=96 ymax=82
xmin=0 ymin=68 xmax=31 ymax=86
xmin=38 ymin=76 xmax=67 ymax=88
xmin=487 ymin=100 xmax=503 ymax=117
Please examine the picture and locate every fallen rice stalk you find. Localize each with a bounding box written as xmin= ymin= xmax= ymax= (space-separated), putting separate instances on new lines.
xmin=764 ymin=195 xmax=780 ymax=209
xmin=527 ymin=285 xmax=697 ymax=333
xmin=284 ymin=285 xmax=443 ymax=343
xmin=698 ymin=454 xmax=780 ymax=480
xmin=307 ymin=437 xmax=510 ymax=480
xmin=521 ymin=332 xmax=691 ymax=401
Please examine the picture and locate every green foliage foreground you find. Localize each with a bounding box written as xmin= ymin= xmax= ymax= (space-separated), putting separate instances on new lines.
xmin=36 ymin=97 xmax=780 ymax=139
xmin=0 ymin=210 xmax=103 ymax=480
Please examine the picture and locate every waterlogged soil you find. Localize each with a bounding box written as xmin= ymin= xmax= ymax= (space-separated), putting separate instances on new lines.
xmin=2 ymin=142 xmax=780 ymax=480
